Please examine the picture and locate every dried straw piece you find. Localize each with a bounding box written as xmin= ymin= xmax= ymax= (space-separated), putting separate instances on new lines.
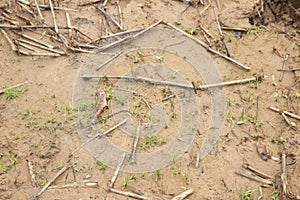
xmin=34 ymin=0 xmax=44 ymax=22
xmin=163 ymin=21 xmax=250 ymax=70
xmin=171 ymin=189 xmax=194 ymax=200
xmin=109 ymin=188 xmax=152 ymax=200
xmin=0 ymin=28 xmax=17 ymax=51
xmin=49 ymin=0 xmax=59 ymax=34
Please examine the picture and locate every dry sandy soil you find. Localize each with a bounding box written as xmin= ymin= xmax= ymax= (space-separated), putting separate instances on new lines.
xmin=0 ymin=0 xmax=300 ymax=199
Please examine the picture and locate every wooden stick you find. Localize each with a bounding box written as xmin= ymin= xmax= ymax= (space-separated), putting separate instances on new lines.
xmin=269 ymin=107 xmax=300 ymax=121
xmin=78 ymin=0 xmax=103 ymax=6
xmin=281 ymin=113 xmax=298 ymax=130
xmin=81 ymin=74 xmax=257 ymax=90
xmin=162 ymin=94 xmax=176 ymax=101
xmin=17 ymin=1 xmax=34 ymax=16
xmin=16 ymin=38 xmax=66 ymax=55
xmin=37 ymin=165 xmax=69 ymax=197
xmin=27 ymin=160 xmax=37 ymax=187
xmin=132 ymin=20 xmax=162 ymax=38
xmin=95 ymin=28 xmax=143 ymax=41
xmin=66 ymin=13 xmax=72 ymax=39
xmin=0 ymin=24 xmax=72 ymax=29
xmin=213 ymin=7 xmax=231 ymax=57
xmin=235 ymin=169 xmax=273 ymax=185
xmin=199 ymin=0 xmax=211 ymax=15
xmin=117 ymin=2 xmax=123 ymax=28
xmin=98 ymin=20 xmax=161 ymax=51
xmin=0 ymin=81 xmax=28 ymax=94
xmin=17 ymin=41 xmax=37 ymax=51
xmin=281 ymin=153 xmax=287 ymax=194
xmin=37 ymin=4 xmax=78 ymax=11
xmin=16 ymin=14 xmax=33 ymax=25
xmin=199 ymin=24 xmax=215 ymax=39
xmin=48 ymin=182 xmax=77 ymax=189
xmin=18 ymin=0 xmax=78 ymax=11
xmin=221 ymin=26 xmax=248 ymax=32
xmin=277 ymin=68 xmax=300 ymax=72
xmin=73 ymin=28 xmax=93 ymax=42
xmin=109 ymin=188 xmax=152 ymax=200
xmin=18 ymin=49 xmax=61 ymax=57
xmin=49 ymin=0 xmax=59 ymax=34
xmin=243 ymin=163 xmax=272 ymax=179
xmin=171 ymin=189 xmax=194 ymax=200
xmin=19 ymin=33 xmax=54 ymax=49
xmin=102 ymin=0 xmax=108 ymax=7
xmin=0 ymin=28 xmax=17 ymax=51
xmin=96 ymin=51 xmax=123 ymax=71
xmin=109 ymin=152 xmax=126 ymax=188
xmin=163 ymin=21 xmax=250 ymax=70
xmin=71 ymin=119 xmax=127 ymax=155
xmin=130 ymin=123 xmax=140 ymax=162
xmin=279 ymin=54 xmax=289 ymax=82
xmin=96 ymin=6 xmax=124 ymax=31
xmin=34 ymin=0 xmax=44 ymax=22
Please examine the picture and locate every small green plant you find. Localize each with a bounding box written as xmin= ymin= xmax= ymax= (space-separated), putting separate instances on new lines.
xmin=270 ymin=190 xmax=279 ymax=200
xmin=103 ymin=85 xmax=114 ymax=100
xmin=247 ymin=27 xmax=265 ymax=35
xmin=0 ymin=163 xmax=8 ymax=174
xmin=140 ymin=136 xmax=165 ymax=150
xmin=290 ymin=121 xmax=296 ymax=127
xmin=187 ymin=27 xmax=197 ymax=35
xmin=122 ymin=175 xmax=137 ymax=190
xmin=181 ymin=172 xmax=190 ymax=184
xmin=7 ymin=154 xmax=18 ymax=165
xmin=241 ymin=189 xmax=254 ymax=200
xmin=258 ymin=187 xmax=263 ymax=200
xmin=74 ymin=102 xmax=88 ymax=111
xmin=226 ymin=112 xmax=234 ymax=123
xmin=278 ymin=136 xmax=286 ymax=143
xmin=156 ymin=54 xmax=164 ymax=62
xmin=37 ymin=63 xmax=45 ymax=68
xmin=41 ymin=179 xmax=48 ymax=187
xmin=127 ymin=54 xmax=141 ymax=63
xmin=172 ymin=166 xmax=180 ymax=176
xmin=4 ymin=87 xmax=27 ymax=100
xmin=96 ymin=160 xmax=106 ymax=170
xmin=154 ymin=167 xmax=164 ymax=181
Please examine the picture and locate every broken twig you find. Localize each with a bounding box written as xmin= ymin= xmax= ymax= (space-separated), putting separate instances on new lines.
xmin=71 ymin=119 xmax=127 ymax=155
xmin=96 ymin=6 xmax=124 ymax=31
xmin=279 ymin=54 xmax=289 ymax=81
xmin=163 ymin=21 xmax=250 ymax=70
xmin=109 ymin=188 xmax=152 ymax=200
xmin=171 ymin=189 xmax=194 ymax=200
xmin=269 ymin=107 xmax=300 ymax=121
xmin=0 ymin=28 xmax=17 ymax=51
xmin=36 ymin=165 xmax=69 ymax=198
xmin=109 ymin=153 xmax=126 ymax=188
xmin=96 ymin=51 xmax=123 ymax=71
xmin=129 ymin=123 xmax=141 ymax=162
xmin=49 ymin=0 xmax=59 ymax=34
xmin=27 ymin=160 xmax=37 ymax=187
xmin=81 ymin=74 xmax=257 ymax=90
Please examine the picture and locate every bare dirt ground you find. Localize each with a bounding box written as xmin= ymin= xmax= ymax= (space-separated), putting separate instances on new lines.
xmin=0 ymin=0 xmax=300 ymax=199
